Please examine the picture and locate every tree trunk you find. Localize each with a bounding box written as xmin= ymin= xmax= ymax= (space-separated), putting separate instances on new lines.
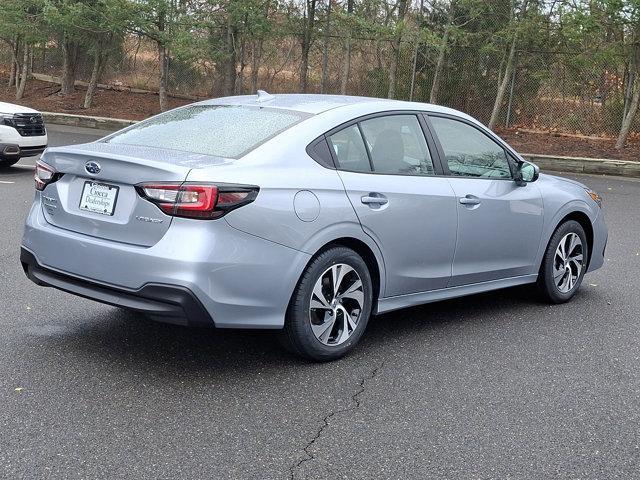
xmin=388 ymin=0 xmax=408 ymax=99
xmin=8 ymin=40 xmax=18 ymax=87
xmin=430 ymin=23 xmax=451 ymax=104
xmin=489 ymin=36 xmax=517 ymax=129
xmin=339 ymin=0 xmax=354 ymax=94
xmin=320 ymin=0 xmax=331 ymax=93
xmin=299 ymin=0 xmax=317 ymax=92
xmin=16 ymin=44 xmax=29 ymax=100
xmin=84 ymin=46 xmax=108 ymax=109
xmin=488 ymin=0 xmax=528 ymax=129
xmin=616 ymin=42 xmax=640 ymax=149
xmin=60 ymin=38 xmax=79 ymax=95
xmin=157 ymin=42 xmax=168 ymax=112
xmin=251 ymin=39 xmax=263 ymax=93
xmin=223 ymin=18 xmax=237 ymax=96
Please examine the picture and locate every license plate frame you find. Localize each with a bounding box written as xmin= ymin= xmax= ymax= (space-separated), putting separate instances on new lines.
xmin=79 ymin=181 xmax=120 ymax=216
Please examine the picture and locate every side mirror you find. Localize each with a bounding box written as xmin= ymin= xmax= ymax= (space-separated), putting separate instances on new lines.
xmin=514 ymin=161 xmax=539 ymax=186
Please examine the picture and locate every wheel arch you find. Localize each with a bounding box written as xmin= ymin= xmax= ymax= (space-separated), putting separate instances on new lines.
xmin=299 ymin=236 xmax=385 ymax=314
xmin=547 ymin=210 xmax=595 ymax=270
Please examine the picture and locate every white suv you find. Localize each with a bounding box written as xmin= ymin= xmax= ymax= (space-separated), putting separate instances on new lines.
xmin=0 ymin=102 xmax=48 ymax=167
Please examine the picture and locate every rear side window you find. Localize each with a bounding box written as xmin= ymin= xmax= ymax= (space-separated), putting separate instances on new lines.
xmin=359 ymin=115 xmax=435 ymax=175
xmin=327 ymin=125 xmax=371 ymax=173
xmin=327 ymin=114 xmax=435 ymax=176
xmin=106 ymin=105 xmax=307 ymax=158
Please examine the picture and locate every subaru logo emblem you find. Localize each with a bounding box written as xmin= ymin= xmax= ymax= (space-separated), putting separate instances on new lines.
xmin=85 ymin=161 xmax=101 ymax=175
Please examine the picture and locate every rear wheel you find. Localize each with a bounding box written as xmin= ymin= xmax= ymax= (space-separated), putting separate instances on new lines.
xmin=538 ymin=220 xmax=588 ymax=303
xmin=282 ymin=246 xmax=373 ymax=362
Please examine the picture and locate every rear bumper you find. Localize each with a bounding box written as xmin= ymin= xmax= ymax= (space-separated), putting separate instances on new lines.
xmin=21 ymin=199 xmax=311 ymax=328
xmin=21 ymin=248 xmax=212 ymax=327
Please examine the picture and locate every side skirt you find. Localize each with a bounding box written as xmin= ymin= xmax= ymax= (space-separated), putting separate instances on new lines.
xmin=376 ymin=274 xmax=538 ymax=314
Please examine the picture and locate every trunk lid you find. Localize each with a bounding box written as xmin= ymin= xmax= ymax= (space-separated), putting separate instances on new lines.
xmin=39 ymin=142 xmax=233 ymax=247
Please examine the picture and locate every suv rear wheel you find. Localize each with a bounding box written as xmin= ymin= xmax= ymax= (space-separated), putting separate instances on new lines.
xmin=282 ymin=246 xmax=373 ymax=361
xmin=0 ymin=158 xmax=19 ymax=168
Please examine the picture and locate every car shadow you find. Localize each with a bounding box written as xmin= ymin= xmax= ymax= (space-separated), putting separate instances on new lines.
xmin=24 ymin=283 xmax=587 ymax=376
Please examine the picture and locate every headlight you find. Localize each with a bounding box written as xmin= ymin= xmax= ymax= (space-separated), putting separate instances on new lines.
xmin=586 ymin=189 xmax=602 ymax=208
xmin=0 ymin=113 xmax=14 ymax=126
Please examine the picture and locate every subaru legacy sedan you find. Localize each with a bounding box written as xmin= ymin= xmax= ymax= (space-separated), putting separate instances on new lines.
xmin=21 ymin=94 xmax=607 ymax=361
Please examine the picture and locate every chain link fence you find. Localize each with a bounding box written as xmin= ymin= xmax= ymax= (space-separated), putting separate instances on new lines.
xmin=1 ymin=35 xmax=637 ymax=137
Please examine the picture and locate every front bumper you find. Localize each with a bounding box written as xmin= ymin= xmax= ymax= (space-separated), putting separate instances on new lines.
xmin=21 ymin=199 xmax=311 ymax=328
xmin=587 ymin=209 xmax=607 ymax=272
xmin=0 ymin=143 xmax=46 ymax=160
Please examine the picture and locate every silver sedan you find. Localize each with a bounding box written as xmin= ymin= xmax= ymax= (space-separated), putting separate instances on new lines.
xmin=21 ymin=93 xmax=607 ymax=361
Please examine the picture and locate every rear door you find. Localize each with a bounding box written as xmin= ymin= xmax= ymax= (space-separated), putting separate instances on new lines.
xmin=330 ymin=113 xmax=458 ymax=297
xmin=39 ymin=143 xmax=196 ymax=247
xmin=426 ymin=114 xmax=544 ymax=286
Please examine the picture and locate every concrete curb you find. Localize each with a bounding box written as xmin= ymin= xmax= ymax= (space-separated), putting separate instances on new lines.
xmin=42 ymin=112 xmax=136 ymax=131
xmin=523 ymin=153 xmax=640 ymax=178
xmin=40 ymin=112 xmax=640 ymax=178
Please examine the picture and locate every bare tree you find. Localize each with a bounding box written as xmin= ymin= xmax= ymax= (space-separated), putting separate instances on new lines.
xmin=60 ymin=37 xmax=79 ymax=95
xmin=616 ymin=37 xmax=640 ymax=149
xmin=388 ymin=0 xmax=408 ymax=99
xmin=430 ymin=1 xmax=455 ymax=104
xmin=16 ymin=42 xmax=29 ymax=99
xmin=489 ymin=0 xmax=528 ymax=130
xmin=339 ymin=0 xmax=354 ymax=94
xmin=320 ymin=0 xmax=331 ymax=93
xmin=300 ymin=0 xmax=317 ymax=92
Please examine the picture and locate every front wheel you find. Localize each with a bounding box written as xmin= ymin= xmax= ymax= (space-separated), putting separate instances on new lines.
xmin=538 ymin=220 xmax=588 ymax=303
xmin=282 ymin=246 xmax=373 ymax=362
xmin=0 ymin=158 xmax=20 ymax=168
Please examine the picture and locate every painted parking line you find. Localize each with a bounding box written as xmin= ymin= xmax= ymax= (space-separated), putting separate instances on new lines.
xmin=0 ymin=180 xmax=15 ymax=184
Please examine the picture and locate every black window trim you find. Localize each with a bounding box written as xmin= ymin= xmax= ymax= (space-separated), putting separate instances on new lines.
xmin=307 ymin=110 xmax=447 ymax=177
xmin=423 ymin=112 xmax=521 ymax=181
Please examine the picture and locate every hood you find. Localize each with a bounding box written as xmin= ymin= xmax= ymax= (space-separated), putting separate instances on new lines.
xmin=0 ymin=101 xmax=41 ymax=115
xmin=539 ymin=172 xmax=588 ymax=190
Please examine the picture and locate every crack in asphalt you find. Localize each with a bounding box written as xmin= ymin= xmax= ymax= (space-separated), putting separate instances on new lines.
xmin=289 ymin=362 xmax=384 ymax=480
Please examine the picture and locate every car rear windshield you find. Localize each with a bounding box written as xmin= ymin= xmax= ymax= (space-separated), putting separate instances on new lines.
xmin=105 ymin=105 xmax=308 ymax=158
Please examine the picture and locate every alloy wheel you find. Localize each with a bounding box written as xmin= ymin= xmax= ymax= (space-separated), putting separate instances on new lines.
xmin=308 ymin=263 xmax=364 ymax=346
xmin=553 ymin=232 xmax=584 ymax=293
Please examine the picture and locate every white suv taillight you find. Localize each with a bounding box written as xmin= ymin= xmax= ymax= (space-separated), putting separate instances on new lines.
xmin=34 ymin=160 xmax=59 ymax=191
xmin=136 ymin=182 xmax=259 ymax=219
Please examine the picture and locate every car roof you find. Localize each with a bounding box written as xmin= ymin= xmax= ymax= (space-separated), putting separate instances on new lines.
xmin=199 ymin=93 xmax=468 ymax=118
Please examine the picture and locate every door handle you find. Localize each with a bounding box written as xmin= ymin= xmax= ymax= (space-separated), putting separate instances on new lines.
xmin=361 ymin=194 xmax=388 ymax=206
xmin=459 ymin=195 xmax=481 ymax=206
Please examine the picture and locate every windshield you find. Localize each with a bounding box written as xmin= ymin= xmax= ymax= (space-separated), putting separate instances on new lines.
xmin=105 ymin=105 xmax=308 ymax=158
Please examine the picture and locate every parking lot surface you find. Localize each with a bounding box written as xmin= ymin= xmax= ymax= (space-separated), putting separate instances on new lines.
xmin=1 ymin=124 xmax=638 ymax=479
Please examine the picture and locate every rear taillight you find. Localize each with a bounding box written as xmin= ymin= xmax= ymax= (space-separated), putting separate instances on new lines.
xmin=136 ymin=182 xmax=259 ymax=220
xmin=35 ymin=160 xmax=60 ymax=191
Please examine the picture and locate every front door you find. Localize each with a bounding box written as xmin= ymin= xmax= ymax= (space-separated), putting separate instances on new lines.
xmin=427 ymin=114 xmax=544 ymax=286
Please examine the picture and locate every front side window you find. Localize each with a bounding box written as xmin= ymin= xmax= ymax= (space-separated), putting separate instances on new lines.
xmin=359 ymin=115 xmax=435 ymax=176
xmin=106 ymin=105 xmax=307 ymax=159
xmin=429 ymin=116 xmax=512 ymax=179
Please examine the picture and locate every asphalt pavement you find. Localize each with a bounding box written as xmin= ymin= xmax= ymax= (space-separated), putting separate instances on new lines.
xmin=1 ymin=124 xmax=639 ymax=479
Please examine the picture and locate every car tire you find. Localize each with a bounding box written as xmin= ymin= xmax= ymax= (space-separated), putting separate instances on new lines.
xmin=538 ymin=220 xmax=589 ymax=304
xmin=0 ymin=158 xmax=19 ymax=168
xmin=281 ymin=246 xmax=373 ymax=362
